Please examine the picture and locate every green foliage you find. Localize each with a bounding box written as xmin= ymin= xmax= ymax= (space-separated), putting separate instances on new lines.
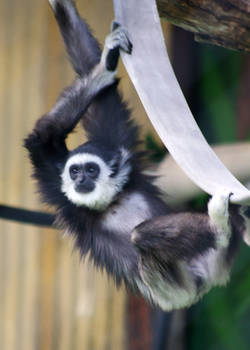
xmin=188 ymin=192 xmax=210 ymax=211
xmin=188 ymin=244 xmax=250 ymax=350
xmin=187 ymin=45 xmax=250 ymax=350
xmin=199 ymin=46 xmax=242 ymax=143
xmin=144 ymin=134 xmax=167 ymax=163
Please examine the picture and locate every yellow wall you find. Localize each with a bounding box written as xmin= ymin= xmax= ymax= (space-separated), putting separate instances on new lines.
xmin=0 ymin=1 xmax=128 ymax=349
xmin=0 ymin=1 xmax=172 ymax=348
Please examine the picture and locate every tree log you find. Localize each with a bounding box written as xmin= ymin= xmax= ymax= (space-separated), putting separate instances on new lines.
xmin=157 ymin=0 xmax=250 ymax=52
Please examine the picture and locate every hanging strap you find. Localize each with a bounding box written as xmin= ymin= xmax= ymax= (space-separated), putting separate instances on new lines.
xmin=113 ymin=0 xmax=250 ymax=205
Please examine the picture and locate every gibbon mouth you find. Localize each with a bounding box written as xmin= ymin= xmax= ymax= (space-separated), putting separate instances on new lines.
xmin=75 ymin=182 xmax=95 ymax=194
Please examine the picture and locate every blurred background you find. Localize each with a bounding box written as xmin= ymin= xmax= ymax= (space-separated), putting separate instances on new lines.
xmin=0 ymin=0 xmax=250 ymax=349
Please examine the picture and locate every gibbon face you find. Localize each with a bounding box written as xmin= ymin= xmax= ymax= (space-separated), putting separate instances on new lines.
xmin=69 ymin=161 xmax=100 ymax=194
xmin=61 ymin=152 xmax=131 ymax=210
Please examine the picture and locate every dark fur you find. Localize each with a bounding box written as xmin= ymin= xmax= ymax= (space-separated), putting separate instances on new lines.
xmin=25 ymin=0 xmax=167 ymax=290
xmin=133 ymin=214 xmax=217 ymax=260
xmin=133 ymin=212 xmax=240 ymax=285
xmin=25 ymin=0 xmax=242 ymax=309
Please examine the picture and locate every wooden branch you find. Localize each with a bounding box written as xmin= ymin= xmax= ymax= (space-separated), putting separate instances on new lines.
xmin=157 ymin=0 xmax=250 ymax=52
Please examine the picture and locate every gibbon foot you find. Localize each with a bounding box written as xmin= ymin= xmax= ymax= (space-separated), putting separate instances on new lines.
xmin=208 ymin=190 xmax=232 ymax=247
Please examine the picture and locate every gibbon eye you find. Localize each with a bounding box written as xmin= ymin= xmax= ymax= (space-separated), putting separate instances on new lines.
xmin=69 ymin=165 xmax=80 ymax=178
xmin=85 ymin=162 xmax=100 ymax=177
xmin=87 ymin=166 xmax=95 ymax=173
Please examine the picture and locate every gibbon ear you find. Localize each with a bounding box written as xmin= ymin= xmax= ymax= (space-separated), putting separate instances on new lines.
xmin=56 ymin=160 xmax=66 ymax=173
xmin=108 ymin=148 xmax=131 ymax=178
xmin=109 ymin=152 xmax=121 ymax=177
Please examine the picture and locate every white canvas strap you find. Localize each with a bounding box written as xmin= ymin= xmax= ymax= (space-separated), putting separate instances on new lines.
xmin=113 ymin=0 xmax=250 ymax=205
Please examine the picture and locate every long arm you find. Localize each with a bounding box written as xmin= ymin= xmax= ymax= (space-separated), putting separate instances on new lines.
xmin=49 ymin=0 xmax=101 ymax=76
xmin=26 ymin=69 xmax=117 ymax=152
xmin=49 ymin=0 xmax=139 ymax=152
xmin=25 ymin=1 xmax=134 ymax=207
xmin=24 ymin=34 xmax=121 ymax=207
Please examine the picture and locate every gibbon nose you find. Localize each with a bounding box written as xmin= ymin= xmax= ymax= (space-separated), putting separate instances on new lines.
xmin=79 ymin=175 xmax=86 ymax=184
xmin=75 ymin=173 xmax=95 ymax=193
